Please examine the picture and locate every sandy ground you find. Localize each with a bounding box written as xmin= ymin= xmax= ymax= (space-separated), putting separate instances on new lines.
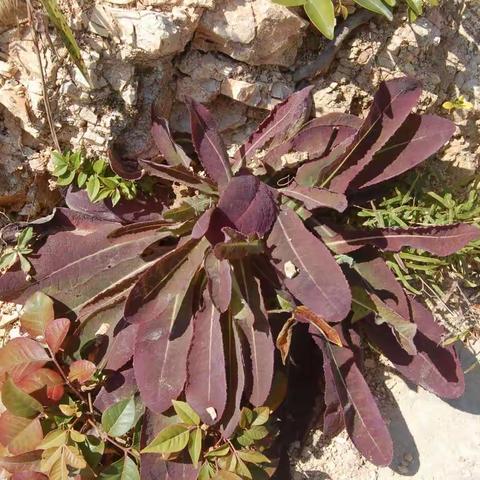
xmin=292 ymin=340 xmax=480 ymax=480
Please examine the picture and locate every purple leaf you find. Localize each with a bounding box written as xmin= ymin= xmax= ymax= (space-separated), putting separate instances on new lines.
xmin=105 ymin=323 xmax=139 ymax=371
xmin=192 ymin=208 xmax=215 ymax=240
xmin=353 ymin=253 xmax=410 ymax=320
xmin=65 ymin=187 xmax=164 ymax=224
xmin=325 ymin=224 xmax=480 ymax=257
xmin=151 ymin=117 xmax=191 ymax=167
xmin=364 ymin=297 xmax=465 ymax=399
xmin=313 ymin=328 xmax=393 ymax=466
xmin=263 ymin=112 xmax=361 ymax=171
xmin=108 ymin=144 xmax=143 ymax=180
xmin=217 ymin=175 xmax=278 ymax=237
xmin=329 ymin=77 xmax=422 ymax=193
xmin=295 ymin=134 xmax=356 ymax=187
xmin=236 ymin=86 xmax=314 ymax=162
xmin=139 ymin=160 xmax=216 ymax=195
xmin=233 ymin=260 xmax=275 ymax=406
xmin=124 ymin=239 xmax=199 ymax=325
xmin=204 ymin=251 xmax=232 ymax=313
xmin=94 ymin=368 xmax=138 ymax=412
xmin=221 ymin=319 xmax=245 ymax=439
xmin=354 ymin=114 xmax=456 ymax=190
xmin=0 ymin=209 xmax=167 ymax=318
xmin=187 ymin=99 xmax=232 ymax=188
xmin=185 ymin=290 xmax=227 ymax=425
xmin=280 ymin=182 xmax=347 ymax=212
xmin=129 ymin=240 xmax=208 ymax=412
xmin=267 ymin=207 xmax=351 ymax=322
xmin=213 ymin=228 xmax=264 ymax=261
xmin=166 ymin=461 xmax=199 ymax=480
xmin=322 ymin=346 xmax=345 ymax=437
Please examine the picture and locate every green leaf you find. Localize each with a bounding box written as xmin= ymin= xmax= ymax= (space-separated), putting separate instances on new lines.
xmin=17 ymin=227 xmax=34 ymax=248
xmin=86 ymin=176 xmax=101 ymax=201
xmin=0 ymin=251 xmax=18 ymax=271
xmin=38 ymin=429 xmax=68 ymax=450
xmin=237 ymin=426 xmax=269 ymax=447
xmin=353 ymin=0 xmax=393 ymax=20
xmin=93 ymin=159 xmax=106 ymax=175
xmin=39 ymin=0 xmax=90 ymax=82
xmin=101 ymin=397 xmax=136 ymax=437
xmin=205 ymin=443 xmax=231 ymax=458
xmin=304 ymin=0 xmax=336 ymax=40
xmin=405 ymin=0 xmax=423 ymax=15
xmin=141 ymin=424 xmax=190 ymax=454
xmin=239 ymin=407 xmax=254 ymax=429
xmin=188 ymin=427 xmax=202 ymax=467
xmin=272 ymin=0 xmax=306 ymax=5
xmin=20 ymin=291 xmax=55 ymax=337
xmin=252 ymin=407 xmax=270 ymax=426
xmin=77 ymin=171 xmax=88 ymax=188
xmin=2 ymin=376 xmax=43 ymax=418
xmin=100 ymin=456 xmax=140 ymax=480
xmin=237 ymin=450 xmax=271 ymax=465
xmin=213 ymin=472 xmax=243 ymax=480
xmin=235 ymin=457 xmax=252 ymax=479
xmin=111 ymin=189 xmax=122 ymax=206
xmin=198 ymin=461 xmax=216 ymax=480
xmin=56 ymin=169 xmax=76 ymax=186
xmin=172 ymin=400 xmax=201 ymax=426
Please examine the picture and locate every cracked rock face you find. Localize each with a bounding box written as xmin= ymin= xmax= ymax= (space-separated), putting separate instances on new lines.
xmin=193 ymin=0 xmax=308 ymax=66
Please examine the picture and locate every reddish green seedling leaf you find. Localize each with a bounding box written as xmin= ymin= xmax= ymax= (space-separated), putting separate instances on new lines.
xmin=101 ymin=396 xmax=136 ymax=437
xmin=0 ymin=451 xmax=42 ymax=473
xmin=20 ymin=292 xmax=55 ymax=338
xmin=0 ymin=338 xmax=49 ymax=382
xmin=17 ymin=368 xmax=65 ymax=403
xmin=45 ymin=318 xmax=70 ymax=354
xmin=2 ymin=376 xmax=43 ymax=418
xmin=141 ymin=424 xmax=190 ymax=454
xmin=0 ymin=411 xmax=43 ymax=455
xmin=68 ymin=360 xmax=96 ymax=384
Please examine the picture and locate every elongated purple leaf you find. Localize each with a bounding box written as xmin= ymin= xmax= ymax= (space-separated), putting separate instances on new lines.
xmin=187 ymin=99 xmax=232 ymax=188
xmin=130 ymin=241 xmax=208 ymax=412
xmin=221 ymin=318 xmax=245 ymax=438
xmin=234 ymin=260 xmax=275 ymax=406
xmin=280 ymin=182 xmax=347 ymax=212
xmin=139 ymin=160 xmax=216 ymax=195
xmin=267 ymin=207 xmax=351 ymax=322
xmin=166 ymin=461 xmax=198 ymax=480
xmin=364 ymin=298 xmax=465 ymax=399
xmin=354 ymin=114 xmax=456 ymax=190
xmin=325 ymin=224 xmax=480 ymax=256
xmin=353 ymin=252 xmax=410 ymax=320
xmin=236 ymin=86 xmax=314 ymax=162
xmin=65 ymin=187 xmax=165 ymax=224
xmin=124 ymin=239 xmax=198 ymax=325
xmin=217 ymin=175 xmax=278 ymax=237
xmin=108 ymin=144 xmax=143 ymax=180
xmin=185 ymin=290 xmax=227 ymax=424
xmin=329 ymin=77 xmax=422 ymax=193
xmin=213 ymin=228 xmax=264 ymax=261
xmin=0 ymin=210 xmax=166 ymax=321
xmin=105 ymin=323 xmax=139 ymax=371
xmin=204 ymin=251 xmax=232 ymax=313
xmin=151 ymin=117 xmax=191 ymax=167
xmin=313 ymin=328 xmax=393 ymax=466
xmin=262 ymin=113 xmax=361 ymax=171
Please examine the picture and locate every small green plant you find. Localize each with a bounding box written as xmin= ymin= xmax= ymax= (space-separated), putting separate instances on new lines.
xmin=0 ymin=291 xmax=143 ymax=478
xmin=0 ymin=227 xmax=34 ymax=277
xmin=442 ymin=95 xmax=474 ymax=113
xmin=357 ymin=173 xmax=480 ymax=294
xmin=273 ymin=0 xmax=438 ymax=39
xmin=143 ymin=401 xmax=274 ymax=478
xmin=52 ymin=151 xmax=139 ymax=206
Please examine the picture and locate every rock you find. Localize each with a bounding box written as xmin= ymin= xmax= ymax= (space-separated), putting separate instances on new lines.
xmin=220 ymin=78 xmax=262 ymax=107
xmin=411 ymin=17 xmax=441 ymax=48
xmin=89 ymin=6 xmax=202 ymax=61
xmin=193 ymin=0 xmax=308 ymax=66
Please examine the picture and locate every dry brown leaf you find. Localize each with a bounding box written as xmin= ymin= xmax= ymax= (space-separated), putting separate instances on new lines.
xmin=294 ymin=305 xmax=343 ymax=347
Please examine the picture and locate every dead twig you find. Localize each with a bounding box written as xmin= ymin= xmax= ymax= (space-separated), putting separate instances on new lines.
xmin=25 ymin=0 xmax=61 ymax=151
xmin=294 ymin=9 xmax=374 ymax=84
